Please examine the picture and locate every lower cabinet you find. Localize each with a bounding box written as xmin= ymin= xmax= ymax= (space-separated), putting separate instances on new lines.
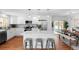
xmin=0 ymin=31 xmax=7 ymax=43
xmin=7 ymin=28 xmax=16 ymax=40
xmin=7 ymin=28 xmax=24 ymax=40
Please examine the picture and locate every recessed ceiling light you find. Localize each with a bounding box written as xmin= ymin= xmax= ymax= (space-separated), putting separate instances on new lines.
xmin=47 ymin=15 xmax=50 ymax=17
xmin=28 ymin=15 xmax=31 ymax=17
xmin=33 ymin=17 xmax=39 ymax=21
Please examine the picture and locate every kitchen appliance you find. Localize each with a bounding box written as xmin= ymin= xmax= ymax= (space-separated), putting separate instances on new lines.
xmin=10 ymin=24 xmax=17 ymax=28
xmin=24 ymin=21 xmax=32 ymax=31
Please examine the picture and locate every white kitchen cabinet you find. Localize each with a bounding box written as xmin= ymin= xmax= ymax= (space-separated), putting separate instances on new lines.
xmin=10 ymin=16 xmax=17 ymax=24
xmin=7 ymin=28 xmax=17 ymax=40
xmin=15 ymin=28 xmax=24 ymax=36
xmin=7 ymin=28 xmax=24 ymax=40
xmin=17 ymin=17 xmax=25 ymax=24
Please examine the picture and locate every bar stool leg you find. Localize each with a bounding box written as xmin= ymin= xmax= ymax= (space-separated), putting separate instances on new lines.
xmin=54 ymin=42 xmax=56 ymax=50
xmin=46 ymin=41 xmax=50 ymax=49
xmin=46 ymin=41 xmax=47 ymax=48
xmin=35 ymin=42 xmax=37 ymax=48
xmin=30 ymin=40 xmax=33 ymax=49
xmin=29 ymin=41 xmax=31 ymax=49
xmin=41 ymin=41 xmax=43 ymax=49
xmin=51 ymin=42 xmax=53 ymax=48
xmin=25 ymin=42 xmax=27 ymax=49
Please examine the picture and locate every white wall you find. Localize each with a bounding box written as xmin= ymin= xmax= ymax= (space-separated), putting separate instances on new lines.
xmin=70 ymin=14 xmax=79 ymax=27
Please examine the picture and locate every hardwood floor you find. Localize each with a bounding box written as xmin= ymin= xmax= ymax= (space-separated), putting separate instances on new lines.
xmin=55 ymin=38 xmax=72 ymax=50
xmin=0 ymin=36 xmax=72 ymax=50
xmin=0 ymin=36 xmax=23 ymax=50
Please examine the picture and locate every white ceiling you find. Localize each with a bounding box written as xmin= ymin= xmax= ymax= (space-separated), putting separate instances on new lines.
xmin=0 ymin=9 xmax=79 ymax=16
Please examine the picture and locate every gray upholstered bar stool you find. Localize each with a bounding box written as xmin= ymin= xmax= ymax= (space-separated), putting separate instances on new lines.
xmin=25 ymin=38 xmax=33 ymax=49
xmin=46 ymin=38 xmax=56 ymax=50
xmin=35 ymin=38 xmax=43 ymax=49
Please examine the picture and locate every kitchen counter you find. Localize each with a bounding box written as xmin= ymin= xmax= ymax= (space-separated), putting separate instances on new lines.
xmin=23 ymin=31 xmax=55 ymax=49
xmin=7 ymin=28 xmax=18 ymax=40
xmin=0 ymin=29 xmax=7 ymax=32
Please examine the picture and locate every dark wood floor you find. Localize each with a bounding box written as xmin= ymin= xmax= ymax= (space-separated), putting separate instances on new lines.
xmin=0 ymin=36 xmax=72 ymax=50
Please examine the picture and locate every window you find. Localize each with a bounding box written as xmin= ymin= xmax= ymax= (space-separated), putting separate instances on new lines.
xmin=0 ymin=17 xmax=9 ymax=28
xmin=54 ymin=20 xmax=64 ymax=32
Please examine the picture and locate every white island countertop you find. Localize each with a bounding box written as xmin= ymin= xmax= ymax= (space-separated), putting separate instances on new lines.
xmin=23 ymin=31 xmax=55 ymax=39
xmin=0 ymin=29 xmax=6 ymax=32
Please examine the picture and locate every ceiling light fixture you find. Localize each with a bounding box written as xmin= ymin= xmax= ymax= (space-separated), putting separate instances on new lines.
xmin=37 ymin=9 xmax=40 ymax=10
xmin=47 ymin=9 xmax=50 ymax=11
xmin=28 ymin=9 xmax=31 ymax=11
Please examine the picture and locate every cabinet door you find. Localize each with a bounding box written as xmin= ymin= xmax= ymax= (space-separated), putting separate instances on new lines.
xmin=0 ymin=31 xmax=7 ymax=43
xmin=0 ymin=33 xmax=2 ymax=43
xmin=1 ymin=31 xmax=7 ymax=42
xmin=7 ymin=29 xmax=15 ymax=40
xmin=17 ymin=17 xmax=25 ymax=24
xmin=15 ymin=28 xmax=24 ymax=36
xmin=10 ymin=16 xmax=17 ymax=24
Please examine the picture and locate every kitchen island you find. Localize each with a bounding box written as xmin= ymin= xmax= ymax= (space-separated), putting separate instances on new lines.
xmin=23 ymin=31 xmax=55 ymax=49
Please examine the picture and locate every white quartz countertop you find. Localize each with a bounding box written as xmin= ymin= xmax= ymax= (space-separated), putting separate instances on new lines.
xmin=23 ymin=31 xmax=55 ymax=40
xmin=0 ymin=29 xmax=6 ymax=32
xmin=23 ymin=31 xmax=54 ymax=34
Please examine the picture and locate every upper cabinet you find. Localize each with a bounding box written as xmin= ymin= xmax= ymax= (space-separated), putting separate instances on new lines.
xmin=10 ymin=15 xmax=17 ymax=24
xmin=17 ymin=17 xmax=26 ymax=24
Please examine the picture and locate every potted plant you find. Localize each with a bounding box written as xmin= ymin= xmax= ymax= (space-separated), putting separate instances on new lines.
xmin=64 ymin=21 xmax=69 ymax=30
